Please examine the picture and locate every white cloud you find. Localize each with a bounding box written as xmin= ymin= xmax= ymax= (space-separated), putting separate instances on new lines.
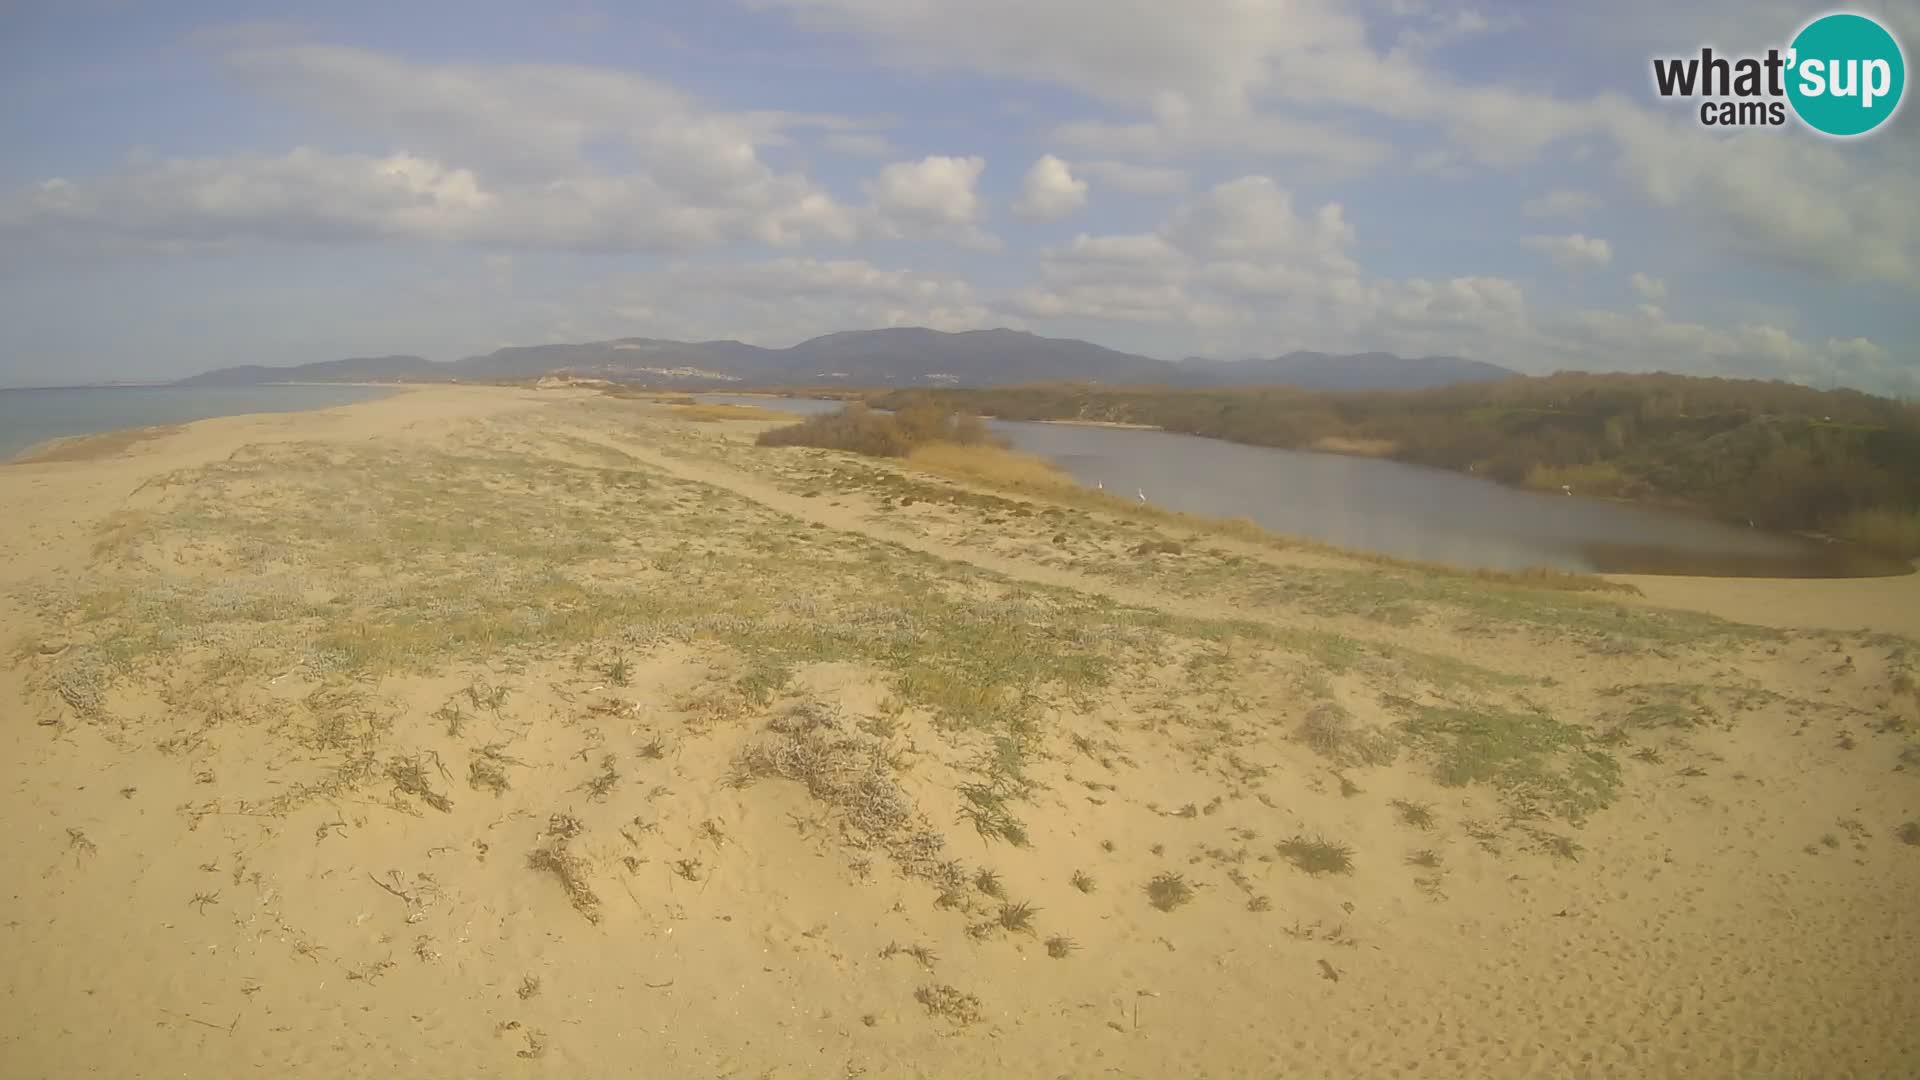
xmin=1012 ymin=154 xmax=1088 ymax=221
xmin=1522 ymin=188 xmax=1601 ymax=218
xmin=862 ymin=154 xmax=999 ymax=250
xmin=1006 ymin=280 xmax=1226 ymax=325
xmin=1538 ymin=305 xmax=1911 ymax=393
xmin=753 ymin=0 xmax=1363 ymax=112
xmin=757 ymin=0 xmax=1918 ymax=288
xmin=0 ymin=147 xmax=860 ymax=255
xmin=672 ymin=257 xmax=976 ymax=304
xmin=1163 ymin=176 xmax=1356 ymax=272
xmin=1077 ymin=160 xmax=1188 ymax=195
xmin=1523 ymin=233 xmax=1613 ymax=271
xmin=1629 ymin=272 xmax=1667 ymax=301
xmin=979 ymin=165 xmax=1907 ymax=395
xmin=866 ymin=154 xmax=983 ymax=224
xmin=223 ymin=44 xmax=848 ymax=183
xmin=1 ymin=44 xmax=874 ymax=257
xmin=1052 ymin=232 xmax=1184 ymax=266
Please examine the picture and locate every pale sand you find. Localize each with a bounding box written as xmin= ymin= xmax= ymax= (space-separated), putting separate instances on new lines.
xmin=1612 ymin=568 xmax=1920 ymax=640
xmin=1 ymin=386 xmax=1916 ymax=1079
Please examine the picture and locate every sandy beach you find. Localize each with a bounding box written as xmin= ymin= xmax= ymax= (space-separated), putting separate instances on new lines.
xmin=2 ymin=385 xmax=1916 ymax=1079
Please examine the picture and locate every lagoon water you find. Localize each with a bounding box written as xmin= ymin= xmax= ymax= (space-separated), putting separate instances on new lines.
xmin=701 ymin=394 xmax=1881 ymax=577
xmin=0 ymin=384 xmax=398 ymax=461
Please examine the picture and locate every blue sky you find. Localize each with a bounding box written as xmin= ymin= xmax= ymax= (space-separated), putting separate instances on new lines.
xmin=0 ymin=0 xmax=1914 ymax=393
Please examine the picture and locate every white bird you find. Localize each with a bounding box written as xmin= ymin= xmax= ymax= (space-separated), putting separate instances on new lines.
xmin=1136 ymin=489 xmax=1147 ymax=502
xmin=1095 ymin=481 xmax=1104 ymax=491
xmin=1561 ymin=485 xmax=1573 ymax=496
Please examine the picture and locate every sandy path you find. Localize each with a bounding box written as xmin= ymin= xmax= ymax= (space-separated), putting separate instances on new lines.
xmin=589 ymin=431 xmax=1234 ymax=619
xmin=1612 ymin=569 xmax=1920 ymax=640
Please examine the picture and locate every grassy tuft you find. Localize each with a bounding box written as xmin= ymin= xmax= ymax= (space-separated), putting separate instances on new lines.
xmin=1390 ymin=799 xmax=1436 ymax=830
xmin=1145 ymin=872 xmax=1195 ymax=912
xmin=973 ymin=868 xmax=1005 ymax=898
xmin=1296 ymin=702 xmax=1396 ymax=767
xmin=914 ymin=984 xmax=983 ymax=1026
xmin=1398 ymin=704 xmax=1620 ymax=824
xmin=997 ymin=900 xmax=1038 ymax=934
xmin=1277 ymin=835 xmax=1355 ymax=876
xmin=528 ymin=815 xmax=600 ymax=923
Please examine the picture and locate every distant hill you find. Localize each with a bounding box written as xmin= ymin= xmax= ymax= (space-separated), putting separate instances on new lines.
xmin=1177 ymin=351 xmax=1518 ymax=391
xmin=454 ymin=327 xmax=1178 ymax=386
xmin=175 ymin=330 xmax=1512 ymax=391
xmin=176 ymin=355 xmax=442 ymax=387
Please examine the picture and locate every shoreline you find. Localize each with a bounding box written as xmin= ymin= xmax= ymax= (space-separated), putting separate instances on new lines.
xmin=0 ymin=382 xmax=416 ymax=464
xmin=10 ymin=384 xmax=1912 ymax=584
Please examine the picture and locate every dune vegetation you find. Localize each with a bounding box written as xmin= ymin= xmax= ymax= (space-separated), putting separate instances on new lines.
xmin=757 ymin=401 xmax=999 ymax=457
xmin=4 ymin=387 xmax=1918 ymax=1078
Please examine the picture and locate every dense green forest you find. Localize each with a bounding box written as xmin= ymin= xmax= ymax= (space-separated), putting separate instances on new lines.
xmin=866 ymin=373 xmax=1920 ymax=558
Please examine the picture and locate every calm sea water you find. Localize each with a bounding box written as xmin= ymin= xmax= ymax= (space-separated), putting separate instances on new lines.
xmin=699 ymin=394 xmax=1886 ymax=577
xmin=0 ymin=385 xmax=398 ymax=461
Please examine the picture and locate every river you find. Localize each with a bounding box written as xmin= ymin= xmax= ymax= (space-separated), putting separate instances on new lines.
xmin=697 ymin=394 xmax=1896 ymax=577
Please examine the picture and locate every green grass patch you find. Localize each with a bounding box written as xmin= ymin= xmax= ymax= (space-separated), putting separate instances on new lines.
xmin=1398 ymin=704 xmax=1621 ymax=824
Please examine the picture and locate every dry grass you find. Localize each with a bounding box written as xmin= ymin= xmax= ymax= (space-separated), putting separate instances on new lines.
xmin=733 ymin=702 xmax=960 ymax=881
xmin=1390 ymin=799 xmax=1436 ymax=830
xmin=387 ymin=755 xmax=453 ymax=813
xmin=996 ymin=900 xmax=1038 ymax=934
xmin=670 ymin=404 xmax=799 ymax=423
xmin=468 ymin=744 xmax=515 ymax=795
xmin=1145 ymin=872 xmax=1195 ymax=912
xmin=905 ymin=442 xmax=1075 ymax=493
xmin=1277 ymin=835 xmax=1355 ymax=876
xmin=1310 ymin=435 xmax=1398 ymax=457
xmin=528 ymin=814 xmax=600 ymax=923
xmin=1296 ymin=703 xmax=1396 ymax=767
xmin=914 ymin=984 xmax=983 ymax=1025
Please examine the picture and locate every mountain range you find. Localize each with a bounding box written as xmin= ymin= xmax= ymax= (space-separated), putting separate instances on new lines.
xmin=175 ymin=327 xmax=1519 ymax=392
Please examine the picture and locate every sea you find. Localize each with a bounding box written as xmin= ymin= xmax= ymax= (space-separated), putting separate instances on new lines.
xmin=0 ymin=384 xmax=398 ymax=461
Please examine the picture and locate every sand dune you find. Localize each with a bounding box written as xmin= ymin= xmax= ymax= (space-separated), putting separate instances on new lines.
xmin=1 ymin=386 xmax=1915 ymax=1079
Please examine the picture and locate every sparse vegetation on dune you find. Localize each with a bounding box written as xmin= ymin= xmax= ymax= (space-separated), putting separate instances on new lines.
xmin=669 ymin=403 xmax=800 ymax=423
xmin=13 ymin=392 xmax=1917 ymax=1078
xmin=1145 ymin=871 xmax=1195 ymax=911
xmin=757 ymin=401 xmax=998 ymax=458
xmin=1277 ymin=835 xmax=1355 ymax=876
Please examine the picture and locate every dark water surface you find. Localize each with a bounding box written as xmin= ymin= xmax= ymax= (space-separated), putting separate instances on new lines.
xmin=709 ymin=394 xmax=1897 ymax=577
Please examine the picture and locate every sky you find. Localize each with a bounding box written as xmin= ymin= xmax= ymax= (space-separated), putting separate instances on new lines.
xmin=0 ymin=0 xmax=1915 ymax=394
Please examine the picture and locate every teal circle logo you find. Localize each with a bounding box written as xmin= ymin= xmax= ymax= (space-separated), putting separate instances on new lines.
xmin=1787 ymin=13 xmax=1905 ymax=136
